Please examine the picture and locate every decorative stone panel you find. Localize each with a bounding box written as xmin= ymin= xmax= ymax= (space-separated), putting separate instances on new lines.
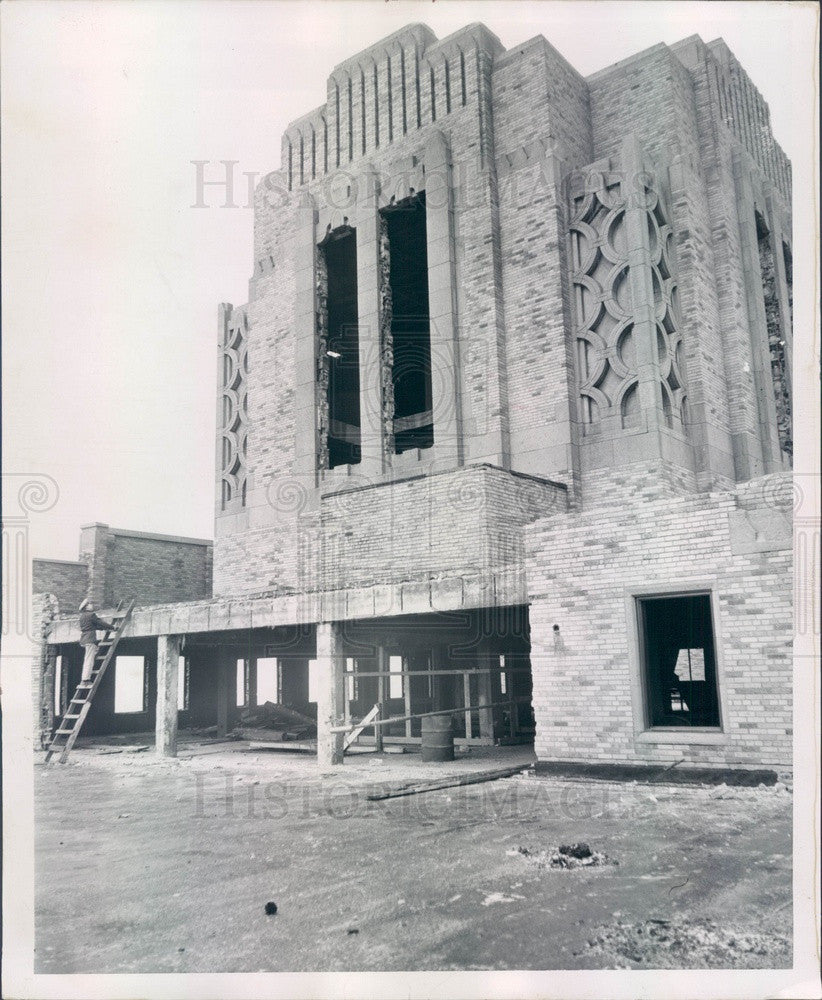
xmin=219 ymin=305 xmax=248 ymax=508
xmin=569 ymin=159 xmax=687 ymax=434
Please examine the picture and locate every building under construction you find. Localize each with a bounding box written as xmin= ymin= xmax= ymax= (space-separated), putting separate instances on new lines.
xmin=33 ymin=23 xmax=793 ymax=773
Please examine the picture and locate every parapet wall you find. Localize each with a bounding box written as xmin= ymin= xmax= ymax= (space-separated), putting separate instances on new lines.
xmin=33 ymin=524 xmax=214 ymax=609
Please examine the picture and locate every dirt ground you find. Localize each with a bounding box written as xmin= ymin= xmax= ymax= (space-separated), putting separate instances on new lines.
xmin=34 ymin=739 xmax=792 ymax=973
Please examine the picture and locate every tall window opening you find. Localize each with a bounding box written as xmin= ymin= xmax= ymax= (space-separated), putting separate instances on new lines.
xmin=114 ymin=655 xmax=146 ymax=714
xmin=638 ymin=593 xmax=720 ymax=728
xmin=381 ymin=193 xmax=433 ymax=453
xmin=54 ymin=654 xmax=64 ymax=716
xmin=256 ymin=657 xmax=280 ymax=705
xmin=388 ymin=655 xmax=404 ymax=699
xmin=236 ymin=658 xmax=248 ymax=707
xmin=321 ymin=226 xmax=361 ymax=467
xmin=782 ymin=241 xmax=793 ymax=327
xmin=178 ymin=656 xmax=189 ymax=711
xmin=756 ymin=212 xmax=792 ymax=456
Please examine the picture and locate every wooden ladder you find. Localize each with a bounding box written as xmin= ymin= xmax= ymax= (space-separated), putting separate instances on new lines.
xmin=45 ymin=598 xmax=136 ymax=763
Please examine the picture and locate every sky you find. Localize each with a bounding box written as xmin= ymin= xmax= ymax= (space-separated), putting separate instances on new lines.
xmin=1 ymin=0 xmax=818 ymax=564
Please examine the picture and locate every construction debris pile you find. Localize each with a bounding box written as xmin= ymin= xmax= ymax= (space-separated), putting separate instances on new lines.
xmin=508 ymin=842 xmax=618 ymax=869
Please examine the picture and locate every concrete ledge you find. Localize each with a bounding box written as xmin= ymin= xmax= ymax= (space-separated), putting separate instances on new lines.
xmin=534 ymin=760 xmax=779 ymax=786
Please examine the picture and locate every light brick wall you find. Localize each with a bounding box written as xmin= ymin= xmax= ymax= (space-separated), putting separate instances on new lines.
xmin=212 ymin=24 xmax=793 ymax=624
xmin=526 ymin=471 xmax=792 ymax=769
xmin=320 ymin=464 xmax=567 ymax=591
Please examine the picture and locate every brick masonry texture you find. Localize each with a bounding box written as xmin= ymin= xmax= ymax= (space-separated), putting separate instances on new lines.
xmin=35 ymin=24 xmax=793 ymax=772
xmin=32 ymin=560 xmax=88 ymax=614
xmin=526 ymin=471 xmax=792 ymax=768
xmin=212 ymin=24 xmax=791 ymax=601
xmin=36 ymin=525 xmax=213 ymax=611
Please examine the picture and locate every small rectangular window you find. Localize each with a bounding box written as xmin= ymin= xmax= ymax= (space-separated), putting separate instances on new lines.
xmin=307 ymin=658 xmax=318 ymax=703
xmin=54 ymin=655 xmax=64 ymax=716
xmin=388 ymin=655 xmax=403 ymax=699
xmin=638 ymin=594 xmax=720 ymax=728
xmin=346 ymin=657 xmax=357 ymax=701
xmin=114 ymin=656 xmax=146 ymax=714
xmin=256 ymin=657 xmax=279 ymax=705
xmin=499 ymin=654 xmax=507 ymax=695
xmin=236 ymin=658 xmax=247 ymax=707
xmin=178 ymin=656 xmax=188 ymax=711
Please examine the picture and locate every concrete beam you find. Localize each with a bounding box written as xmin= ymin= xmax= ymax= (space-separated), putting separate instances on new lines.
xmin=156 ymin=634 xmax=181 ymax=757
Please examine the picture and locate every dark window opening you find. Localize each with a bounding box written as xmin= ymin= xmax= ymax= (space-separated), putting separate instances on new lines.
xmin=756 ymin=211 xmax=792 ymax=456
xmin=322 ymin=227 xmax=361 ymax=467
xmin=381 ymin=192 xmax=433 ymax=453
xmin=782 ymin=241 xmax=793 ymax=328
xmin=639 ymin=593 xmax=721 ymax=728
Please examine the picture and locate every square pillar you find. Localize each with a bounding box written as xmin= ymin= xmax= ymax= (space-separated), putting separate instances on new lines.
xmin=316 ymin=622 xmax=346 ymax=766
xmin=216 ymin=654 xmax=230 ymax=738
xmin=156 ymin=634 xmax=182 ymax=758
xmin=476 ymin=652 xmax=495 ymax=742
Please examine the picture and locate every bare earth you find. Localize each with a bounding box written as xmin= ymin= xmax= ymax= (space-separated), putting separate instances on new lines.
xmin=34 ymin=741 xmax=792 ymax=972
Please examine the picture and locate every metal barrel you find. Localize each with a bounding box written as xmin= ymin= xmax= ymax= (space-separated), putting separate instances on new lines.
xmin=420 ymin=714 xmax=455 ymax=762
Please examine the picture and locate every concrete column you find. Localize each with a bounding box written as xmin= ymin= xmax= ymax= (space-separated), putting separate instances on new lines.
xmin=356 ymin=163 xmax=387 ymax=477
xmin=156 ymin=634 xmax=181 ymax=757
xmin=216 ymin=653 xmax=229 ymax=738
xmin=424 ymin=130 xmax=462 ymax=467
xmin=316 ymin=622 xmax=345 ymax=766
xmin=430 ymin=644 xmax=445 ymax=712
xmin=375 ymin=644 xmax=387 ymax=752
xmin=477 ymin=652 xmax=495 ymax=742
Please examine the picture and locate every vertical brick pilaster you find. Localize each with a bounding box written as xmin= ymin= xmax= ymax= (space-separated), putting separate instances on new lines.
xmin=355 ymin=164 xmax=386 ymax=477
xmin=424 ymin=130 xmax=462 ymax=467
xmin=293 ymin=196 xmax=319 ymax=485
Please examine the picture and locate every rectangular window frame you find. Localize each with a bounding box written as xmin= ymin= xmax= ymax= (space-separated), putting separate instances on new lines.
xmin=625 ymin=585 xmax=730 ymax=746
xmin=255 ymin=656 xmax=281 ymax=706
xmin=113 ymin=655 xmax=148 ymax=715
xmin=178 ymin=656 xmax=189 ymax=712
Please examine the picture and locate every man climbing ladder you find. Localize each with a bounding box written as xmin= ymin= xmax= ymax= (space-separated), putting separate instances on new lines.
xmin=78 ymin=598 xmax=114 ymax=681
xmin=46 ymin=597 xmax=135 ymax=763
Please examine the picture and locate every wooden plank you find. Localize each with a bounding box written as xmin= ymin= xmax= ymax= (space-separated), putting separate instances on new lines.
xmin=246 ymin=741 xmax=315 ymax=752
xmin=375 ymin=646 xmax=386 ymax=753
xmin=340 ymin=666 xmax=532 ymax=678
xmin=403 ymin=659 xmax=412 ymax=739
xmin=463 ymin=673 xmax=472 ymax=741
xmin=366 ymin=764 xmax=531 ymax=801
xmin=329 ymin=697 xmax=532 ymax=733
xmin=343 ymin=703 xmax=379 ymax=751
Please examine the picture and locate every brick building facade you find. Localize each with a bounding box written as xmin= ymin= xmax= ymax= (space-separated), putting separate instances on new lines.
xmin=35 ymin=23 xmax=792 ymax=772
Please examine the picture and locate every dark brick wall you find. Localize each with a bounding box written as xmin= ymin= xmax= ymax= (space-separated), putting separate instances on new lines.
xmin=32 ymin=560 xmax=88 ymax=612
